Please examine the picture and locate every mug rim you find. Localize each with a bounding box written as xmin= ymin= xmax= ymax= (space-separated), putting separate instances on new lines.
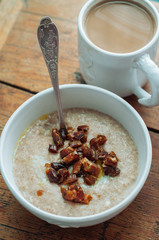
xmin=78 ymin=0 xmax=159 ymax=58
xmin=0 ymin=84 xmax=152 ymax=225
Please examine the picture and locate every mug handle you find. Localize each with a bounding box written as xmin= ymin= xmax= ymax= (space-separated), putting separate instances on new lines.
xmin=133 ymin=53 xmax=159 ymax=107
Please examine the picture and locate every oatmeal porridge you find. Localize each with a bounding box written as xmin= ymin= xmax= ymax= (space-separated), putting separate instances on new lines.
xmin=13 ymin=108 xmax=138 ymax=217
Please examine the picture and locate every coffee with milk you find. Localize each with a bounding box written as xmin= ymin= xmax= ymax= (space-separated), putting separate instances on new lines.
xmin=85 ymin=0 xmax=156 ymax=53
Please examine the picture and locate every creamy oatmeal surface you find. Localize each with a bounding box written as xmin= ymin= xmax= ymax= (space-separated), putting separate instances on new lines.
xmin=13 ymin=108 xmax=138 ymax=217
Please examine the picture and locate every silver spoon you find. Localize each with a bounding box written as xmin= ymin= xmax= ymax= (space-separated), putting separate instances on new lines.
xmin=37 ymin=17 xmax=67 ymax=139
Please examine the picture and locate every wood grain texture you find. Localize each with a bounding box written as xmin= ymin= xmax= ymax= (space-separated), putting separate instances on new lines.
xmin=0 ymin=0 xmax=23 ymax=50
xmin=0 ymin=84 xmax=33 ymax=134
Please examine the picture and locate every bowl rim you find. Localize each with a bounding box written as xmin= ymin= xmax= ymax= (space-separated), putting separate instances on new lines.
xmin=0 ymin=84 xmax=152 ymax=223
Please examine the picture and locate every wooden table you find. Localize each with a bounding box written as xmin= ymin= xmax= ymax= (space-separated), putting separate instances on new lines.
xmin=0 ymin=0 xmax=159 ymax=239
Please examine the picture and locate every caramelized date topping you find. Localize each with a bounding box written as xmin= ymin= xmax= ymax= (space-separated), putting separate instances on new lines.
xmin=63 ymin=151 xmax=79 ymax=164
xmin=60 ymin=146 xmax=74 ymax=158
xmin=72 ymin=160 xmax=83 ymax=176
xmin=90 ymin=135 xmax=107 ymax=150
xmin=80 ymin=135 xmax=87 ymax=143
xmin=59 ymin=127 xmax=68 ymax=140
xmin=52 ymin=128 xmax=64 ymax=149
xmin=45 ymin=167 xmax=59 ymax=184
xmin=72 ymin=158 xmax=100 ymax=185
xmin=51 ymin=162 xmax=67 ymax=171
xmin=103 ymin=165 xmax=120 ymax=177
xmin=66 ymin=127 xmax=74 ymax=141
xmin=97 ymin=135 xmax=107 ymax=145
xmin=57 ymin=168 xmax=70 ymax=184
xmin=82 ymin=144 xmax=98 ymax=162
xmin=84 ymin=174 xmax=97 ymax=186
xmin=73 ymin=131 xmax=85 ymax=141
xmin=103 ymin=151 xmax=119 ymax=168
xmin=45 ymin=163 xmax=69 ymax=184
xmin=61 ymin=183 xmax=92 ymax=204
xmin=67 ymin=127 xmax=74 ymax=134
xmin=67 ymin=133 xmax=74 ymax=141
xmin=48 ymin=144 xmax=58 ymax=153
xmin=98 ymin=151 xmax=108 ymax=161
xmin=64 ymin=174 xmax=78 ymax=185
xmin=81 ymin=158 xmax=100 ymax=177
xmin=46 ymin=123 xmax=121 ymax=204
xmin=69 ymin=140 xmax=82 ymax=148
xmin=77 ymin=125 xmax=89 ymax=133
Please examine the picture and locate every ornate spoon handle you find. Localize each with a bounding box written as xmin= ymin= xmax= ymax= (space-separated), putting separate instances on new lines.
xmin=37 ymin=17 xmax=66 ymax=130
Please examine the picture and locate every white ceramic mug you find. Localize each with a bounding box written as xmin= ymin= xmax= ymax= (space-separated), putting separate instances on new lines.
xmin=78 ymin=0 xmax=159 ymax=107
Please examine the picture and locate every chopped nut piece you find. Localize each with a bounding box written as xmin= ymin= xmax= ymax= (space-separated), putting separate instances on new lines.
xmin=77 ymin=125 xmax=89 ymax=133
xmin=63 ymin=151 xmax=79 ymax=164
xmin=48 ymin=144 xmax=58 ymax=153
xmin=61 ymin=183 xmax=92 ymax=204
xmin=60 ymin=146 xmax=74 ymax=158
xmin=103 ymin=165 xmax=120 ymax=177
xmin=52 ymin=128 xmax=64 ymax=149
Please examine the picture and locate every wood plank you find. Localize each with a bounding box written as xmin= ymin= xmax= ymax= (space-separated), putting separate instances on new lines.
xmin=0 ymin=0 xmax=23 ymax=50
xmin=0 ymin=11 xmax=79 ymax=92
xmin=0 ymin=84 xmax=33 ymax=135
xmin=22 ymin=0 xmax=88 ymax=22
xmin=0 ymin=131 xmax=158 ymax=239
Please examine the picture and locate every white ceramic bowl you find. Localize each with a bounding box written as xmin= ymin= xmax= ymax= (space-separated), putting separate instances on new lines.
xmin=0 ymin=84 xmax=152 ymax=228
